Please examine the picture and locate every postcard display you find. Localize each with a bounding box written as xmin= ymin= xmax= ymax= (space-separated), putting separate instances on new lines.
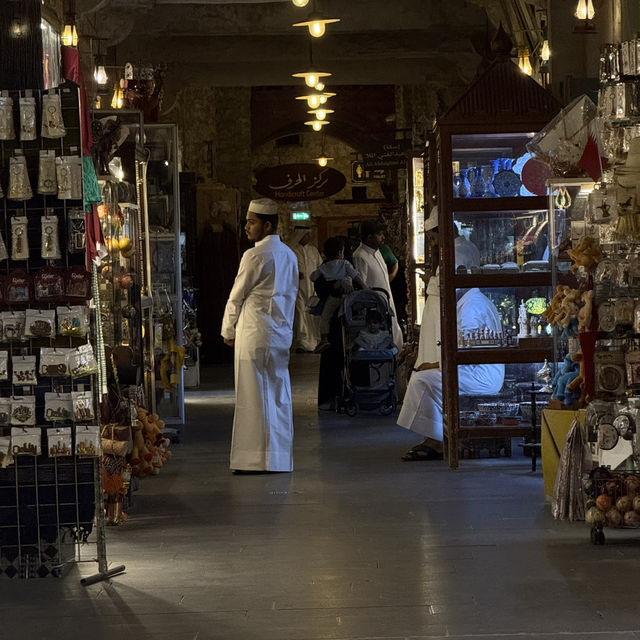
xmin=0 ymin=84 xmax=110 ymax=579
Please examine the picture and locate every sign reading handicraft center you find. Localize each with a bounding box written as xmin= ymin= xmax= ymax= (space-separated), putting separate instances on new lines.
xmin=254 ymin=163 xmax=346 ymax=201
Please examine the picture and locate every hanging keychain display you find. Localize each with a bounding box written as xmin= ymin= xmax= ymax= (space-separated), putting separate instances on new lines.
xmin=37 ymin=150 xmax=57 ymax=195
xmin=10 ymin=426 xmax=40 ymax=453
xmin=41 ymin=92 xmax=66 ymax=138
xmin=47 ymin=427 xmax=73 ymax=456
xmin=40 ymin=347 xmax=71 ymax=377
xmin=71 ymin=390 xmax=94 ymax=421
xmin=11 ymin=216 xmax=29 ymax=260
xmin=41 ymin=213 xmax=61 ymax=259
xmin=44 ymin=393 xmax=73 ymax=422
xmin=0 ymin=93 xmax=15 ymax=140
xmin=68 ymin=209 xmax=86 ymax=253
xmin=10 ymin=396 xmax=36 ymax=426
xmin=0 ymin=230 xmax=8 ymax=262
xmin=19 ymin=94 xmax=37 ymax=141
xmin=75 ymin=425 xmax=100 ymax=456
xmin=24 ymin=308 xmax=56 ymax=339
xmin=12 ymin=355 xmax=37 ymax=386
xmin=8 ymin=155 xmax=33 ymax=201
xmin=56 ymin=155 xmax=83 ymax=200
xmin=0 ymin=351 xmax=7 ymax=381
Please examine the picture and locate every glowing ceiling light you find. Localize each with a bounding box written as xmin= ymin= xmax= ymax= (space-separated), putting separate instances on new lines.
xmin=307 ymin=108 xmax=334 ymax=120
xmin=295 ymin=92 xmax=335 ymax=109
xmin=293 ymin=13 xmax=340 ymax=38
xmin=540 ymin=40 xmax=550 ymax=62
xmin=62 ymin=24 xmax=78 ymax=47
xmin=292 ymin=68 xmax=331 ymax=88
xmin=305 ymin=120 xmax=329 ymax=132
xmin=291 ymin=0 xmax=309 ymax=6
xmin=574 ymin=0 xmax=595 ymax=20
xmin=314 ymin=82 xmax=325 ymax=91
xmin=518 ymin=47 xmax=532 ymax=75
xmin=94 ymin=65 xmax=108 ymax=85
xmin=315 ymin=156 xmax=333 ymax=167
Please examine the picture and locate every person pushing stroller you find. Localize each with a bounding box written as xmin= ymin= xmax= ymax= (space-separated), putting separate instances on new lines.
xmin=311 ymin=236 xmax=367 ymax=353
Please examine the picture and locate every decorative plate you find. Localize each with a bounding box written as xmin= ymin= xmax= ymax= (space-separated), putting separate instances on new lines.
xmin=492 ymin=169 xmax=522 ymax=197
xmin=597 ymin=422 xmax=619 ymax=450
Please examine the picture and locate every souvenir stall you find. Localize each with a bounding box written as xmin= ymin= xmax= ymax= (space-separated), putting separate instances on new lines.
xmin=537 ymin=38 xmax=640 ymax=542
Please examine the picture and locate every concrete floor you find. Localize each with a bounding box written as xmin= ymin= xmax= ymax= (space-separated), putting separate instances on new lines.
xmin=2 ymin=354 xmax=640 ymax=640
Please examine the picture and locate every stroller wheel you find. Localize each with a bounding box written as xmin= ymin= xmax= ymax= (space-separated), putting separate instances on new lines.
xmin=379 ymin=398 xmax=397 ymax=416
xmin=345 ymin=402 xmax=358 ymax=417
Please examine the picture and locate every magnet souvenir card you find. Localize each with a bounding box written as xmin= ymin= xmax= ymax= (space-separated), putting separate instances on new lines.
xmin=39 ymin=347 xmax=71 ymax=377
xmin=75 ymin=425 xmax=100 ymax=457
xmin=57 ymin=305 xmax=88 ymax=338
xmin=67 ymin=209 xmax=86 ymax=253
xmin=11 ymin=426 xmax=40 ymax=454
xmin=0 ymin=350 xmax=7 ymax=381
xmin=10 ymin=396 xmax=36 ymax=427
xmin=8 ymin=155 xmax=33 ymax=201
xmin=41 ymin=91 xmax=66 ymax=139
xmin=19 ymin=94 xmax=36 ymax=141
xmin=71 ymin=390 xmax=94 ymax=422
xmin=24 ymin=308 xmax=56 ymax=339
xmin=1 ymin=311 xmax=26 ymax=342
xmin=34 ymin=266 xmax=64 ymax=302
xmin=0 ymin=93 xmax=15 ymax=140
xmin=47 ymin=426 xmax=72 ymax=457
xmin=44 ymin=392 xmax=73 ymax=422
xmin=12 ymin=355 xmax=37 ymax=386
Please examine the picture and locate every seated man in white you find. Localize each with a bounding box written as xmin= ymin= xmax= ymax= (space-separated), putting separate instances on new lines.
xmin=397 ymin=287 xmax=504 ymax=460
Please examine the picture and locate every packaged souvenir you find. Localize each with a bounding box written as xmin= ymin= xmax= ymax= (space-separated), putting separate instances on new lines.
xmin=33 ymin=266 xmax=64 ymax=302
xmin=67 ymin=209 xmax=86 ymax=253
xmin=65 ymin=266 xmax=91 ymax=300
xmin=5 ymin=270 xmax=31 ymax=304
xmin=12 ymin=355 xmax=37 ymax=386
xmin=1 ymin=311 xmax=26 ymax=342
xmin=41 ymin=213 xmax=61 ymax=259
xmin=11 ymin=216 xmax=29 ymax=260
xmin=24 ymin=308 xmax=56 ymax=338
xmin=598 ymin=301 xmax=616 ymax=332
xmin=57 ymin=305 xmax=89 ymax=338
xmin=0 ymin=230 xmax=8 ymax=262
xmin=19 ymin=95 xmax=36 ymax=141
xmin=71 ymin=390 xmax=94 ymax=421
xmin=626 ymin=351 xmax=640 ymax=387
xmin=75 ymin=425 xmax=100 ymax=457
xmin=0 ymin=351 xmax=7 ymax=381
xmin=37 ymin=150 xmax=57 ymax=195
xmin=47 ymin=427 xmax=73 ymax=456
xmin=69 ymin=343 xmax=98 ymax=378
xmin=41 ymin=92 xmax=66 ymax=138
xmin=0 ymin=94 xmax=15 ymax=140
xmin=39 ymin=347 xmax=71 ymax=377
xmin=56 ymin=155 xmax=83 ymax=200
xmin=10 ymin=396 xmax=36 ymax=426
xmin=8 ymin=156 xmax=33 ymax=201
xmin=595 ymin=259 xmax=617 ymax=284
xmin=44 ymin=392 xmax=73 ymax=422
xmin=0 ymin=436 xmax=10 ymax=468
xmin=614 ymin=297 xmax=635 ymax=326
xmin=11 ymin=426 xmax=40 ymax=454
xmin=595 ymin=350 xmax=627 ymax=396
xmin=0 ymin=398 xmax=10 ymax=427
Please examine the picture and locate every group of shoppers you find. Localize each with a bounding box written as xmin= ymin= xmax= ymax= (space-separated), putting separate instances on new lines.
xmin=220 ymin=198 xmax=503 ymax=474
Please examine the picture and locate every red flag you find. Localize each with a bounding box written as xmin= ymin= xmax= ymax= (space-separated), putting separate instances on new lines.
xmin=579 ymin=120 xmax=608 ymax=181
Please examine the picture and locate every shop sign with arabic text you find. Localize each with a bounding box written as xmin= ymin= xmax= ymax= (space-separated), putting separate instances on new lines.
xmin=254 ymin=163 xmax=346 ymax=201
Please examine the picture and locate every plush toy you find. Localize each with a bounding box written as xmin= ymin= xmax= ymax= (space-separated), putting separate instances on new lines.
xmin=543 ymin=285 xmax=582 ymax=331
xmin=567 ymin=236 xmax=602 ymax=273
xmin=550 ymin=353 xmax=581 ymax=407
xmin=577 ymin=289 xmax=594 ymax=332
xmin=135 ymin=408 xmax=171 ymax=474
xmin=129 ymin=424 xmax=153 ymax=476
xmin=566 ymin=349 xmax=588 ymax=407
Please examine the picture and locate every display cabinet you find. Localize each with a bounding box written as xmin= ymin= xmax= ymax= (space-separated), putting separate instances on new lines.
xmin=143 ymin=123 xmax=184 ymax=425
xmin=436 ymin=37 xmax=562 ymax=468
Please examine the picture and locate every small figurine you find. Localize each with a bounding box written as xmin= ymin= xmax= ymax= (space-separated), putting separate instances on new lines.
xmin=518 ymin=300 xmax=529 ymax=338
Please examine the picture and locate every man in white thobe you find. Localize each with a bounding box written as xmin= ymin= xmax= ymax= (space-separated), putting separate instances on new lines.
xmin=289 ymin=224 xmax=322 ymax=352
xmin=398 ymin=288 xmax=504 ymax=460
xmin=352 ymin=220 xmax=404 ymax=349
xmin=221 ymin=198 xmax=298 ymax=473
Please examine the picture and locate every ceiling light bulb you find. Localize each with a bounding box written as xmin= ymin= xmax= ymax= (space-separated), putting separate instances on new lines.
xmin=575 ymin=0 xmax=594 ymax=20
xmin=319 ymin=95 xmax=327 ymax=104
xmin=94 ymin=65 xmax=108 ymax=85
xmin=318 ymin=157 xmax=328 ymax=167
xmin=315 ymin=82 xmax=325 ymax=91
xmin=308 ymin=95 xmax=320 ymax=109
xmin=293 ymin=14 xmax=340 ymax=39
xmin=310 ymin=21 xmax=325 ymax=37
xmin=291 ymin=0 xmax=309 ymax=6
xmin=305 ymin=120 xmax=329 ymax=131
xmin=62 ymin=24 xmax=74 ymax=46
xmin=296 ymin=92 xmax=336 ymax=109
xmin=306 ymin=73 xmax=319 ymax=87
xmin=292 ymin=69 xmax=331 ymax=87
xmin=540 ymin=40 xmax=550 ymax=62
xmin=308 ymin=108 xmax=334 ymax=120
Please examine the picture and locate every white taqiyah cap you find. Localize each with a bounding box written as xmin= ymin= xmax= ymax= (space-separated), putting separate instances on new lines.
xmin=248 ymin=198 xmax=278 ymax=215
xmin=424 ymin=205 xmax=438 ymax=231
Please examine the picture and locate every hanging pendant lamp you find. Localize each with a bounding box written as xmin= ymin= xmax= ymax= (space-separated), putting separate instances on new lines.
xmin=292 ymin=68 xmax=331 ymax=88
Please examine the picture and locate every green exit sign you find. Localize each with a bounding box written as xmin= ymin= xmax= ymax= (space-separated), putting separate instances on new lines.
xmin=292 ymin=211 xmax=310 ymax=221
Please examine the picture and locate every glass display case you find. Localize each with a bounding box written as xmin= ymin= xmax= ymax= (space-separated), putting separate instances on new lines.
xmin=144 ymin=123 xmax=184 ymax=425
xmin=435 ymin=50 xmax=561 ymax=468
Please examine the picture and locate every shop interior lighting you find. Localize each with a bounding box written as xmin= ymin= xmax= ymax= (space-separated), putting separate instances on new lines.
xmin=315 ymin=156 xmax=333 ymax=167
xmin=62 ymin=23 xmax=78 ymax=47
xmin=540 ymin=40 xmax=550 ymax=62
xmin=295 ymin=92 xmax=335 ymax=109
xmin=293 ymin=13 xmax=340 ymax=38
xmin=292 ymin=68 xmax=331 ymax=88
xmin=574 ymin=0 xmax=595 ymax=20
xmin=94 ymin=65 xmax=108 ymax=85
xmin=314 ymin=81 xmax=325 ymax=91
xmin=305 ymin=120 xmax=329 ymax=131
xmin=307 ymin=108 xmax=333 ymax=120
xmin=291 ymin=0 xmax=310 ymax=6
xmin=517 ymin=47 xmax=532 ymax=75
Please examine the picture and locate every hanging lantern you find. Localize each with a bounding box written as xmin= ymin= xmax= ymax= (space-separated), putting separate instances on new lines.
xmin=62 ymin=24 xmax=78 ymax=47
xmin=540 ymin=40 xmax=550 ymax=62
xmin=295 ymin=92 xmax=335 ymax=109
xmin=315 ymin=156 xmax=334 ymax=167
xmin=574 ymin=0 xmax=595 ymax=20
xmin=518 ymin=47 xmax=532 ymax=75
xmin=94 ymin=65 xmax=108 ymax=85
xmin=293 ymin=13 xmax=340 ymax=38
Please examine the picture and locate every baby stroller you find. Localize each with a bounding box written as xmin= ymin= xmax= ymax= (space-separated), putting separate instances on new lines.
xmin=337 ymin=288 xmax=398 ymax=416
